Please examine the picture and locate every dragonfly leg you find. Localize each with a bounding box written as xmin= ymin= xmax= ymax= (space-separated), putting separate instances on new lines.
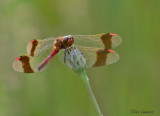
xmin=67 ymin=49 xmax=70 ymax=58
xmin=67 ymin=47 xmax=72 ymax=53
xmin=64 ymin=47 xmax=77 ymax=65
xmin=64 ymin=48 xmax=67 ymax=64
xmin=70 ymin=46 xmax=76 ymax=50
xmin=64 ymin=47 xmax=72 ymax=63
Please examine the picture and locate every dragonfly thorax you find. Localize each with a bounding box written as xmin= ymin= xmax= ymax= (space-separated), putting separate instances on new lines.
xmin=53 ymin=35 xmax=74 ymax=51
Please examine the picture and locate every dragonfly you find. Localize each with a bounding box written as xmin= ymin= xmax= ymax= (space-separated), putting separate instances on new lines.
xmin=13 ymin=33 xmax=122 ymax=73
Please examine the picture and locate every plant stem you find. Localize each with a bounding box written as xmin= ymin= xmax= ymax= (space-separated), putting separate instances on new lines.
xmin=79 ymin=70 xmax=103 ymax=116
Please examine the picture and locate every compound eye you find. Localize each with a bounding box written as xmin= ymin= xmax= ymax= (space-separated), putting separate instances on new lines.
xmin=63 ymin=36 xmax=68 ymax=42
xmin=67 ymin=38 xmax=74 ymax=46
xmin=63 ymin=35 xmax=74 ymax=47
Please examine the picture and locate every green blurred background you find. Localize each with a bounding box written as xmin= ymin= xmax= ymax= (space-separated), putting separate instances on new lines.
xmin=0 ymin=0 xmax=159 ymax=116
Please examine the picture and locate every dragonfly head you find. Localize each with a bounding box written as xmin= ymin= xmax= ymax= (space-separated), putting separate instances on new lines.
xmin=62 ymin=35 xmax=74 ymax=47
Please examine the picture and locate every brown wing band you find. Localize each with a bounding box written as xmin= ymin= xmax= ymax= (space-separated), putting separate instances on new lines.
xmin=19 ymin=55 xmax=34 ymax=73
xmin=93 ymin=49 xmax=109 ymax=67
xmin=93 ymin=33 xmax=115 ymax=67
xmin=100 ymin=33 xmax=112 ymax=50
xmin=31 ymin=40 xmax=38 ymax=56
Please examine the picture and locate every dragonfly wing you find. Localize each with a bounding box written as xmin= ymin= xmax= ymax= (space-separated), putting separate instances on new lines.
xmin=13 ymin=45 xmax=54 ymax=73
xmin=72 ymin=33 xmax=122 ymax=49
xmin=58 ymin=46 xmax=120 ymax=69
xmin=73 ymin=45 xmax=120 ymax=68
xmin=27 ymin=37 xmax=56 ymax=56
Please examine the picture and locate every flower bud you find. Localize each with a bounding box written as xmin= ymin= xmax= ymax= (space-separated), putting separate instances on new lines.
xmin=68 ymin=49 xmax=86 ymax=72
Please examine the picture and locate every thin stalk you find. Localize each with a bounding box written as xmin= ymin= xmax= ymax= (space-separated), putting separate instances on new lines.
xmin=79 ymin=70 xmax=103 ymax=116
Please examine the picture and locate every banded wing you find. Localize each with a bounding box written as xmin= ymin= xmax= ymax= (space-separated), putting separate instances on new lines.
xmin=13 ymin=37 xmax=56 ymax=73
xmin=27 ymin=37 xmax=56 ymax=56
xmin=72 ymin=33 xmax=122 ymax=49
xmin=58 ymin=47 xmax=120 ymax=69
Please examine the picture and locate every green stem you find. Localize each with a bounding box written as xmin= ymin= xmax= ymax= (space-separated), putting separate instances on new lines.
xmin=79 ymin=70 xmax=103 ymax=116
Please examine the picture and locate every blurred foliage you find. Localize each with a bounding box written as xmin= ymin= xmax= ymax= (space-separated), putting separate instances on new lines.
xmin=0 ymin=0 xmax=160 ymax=116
